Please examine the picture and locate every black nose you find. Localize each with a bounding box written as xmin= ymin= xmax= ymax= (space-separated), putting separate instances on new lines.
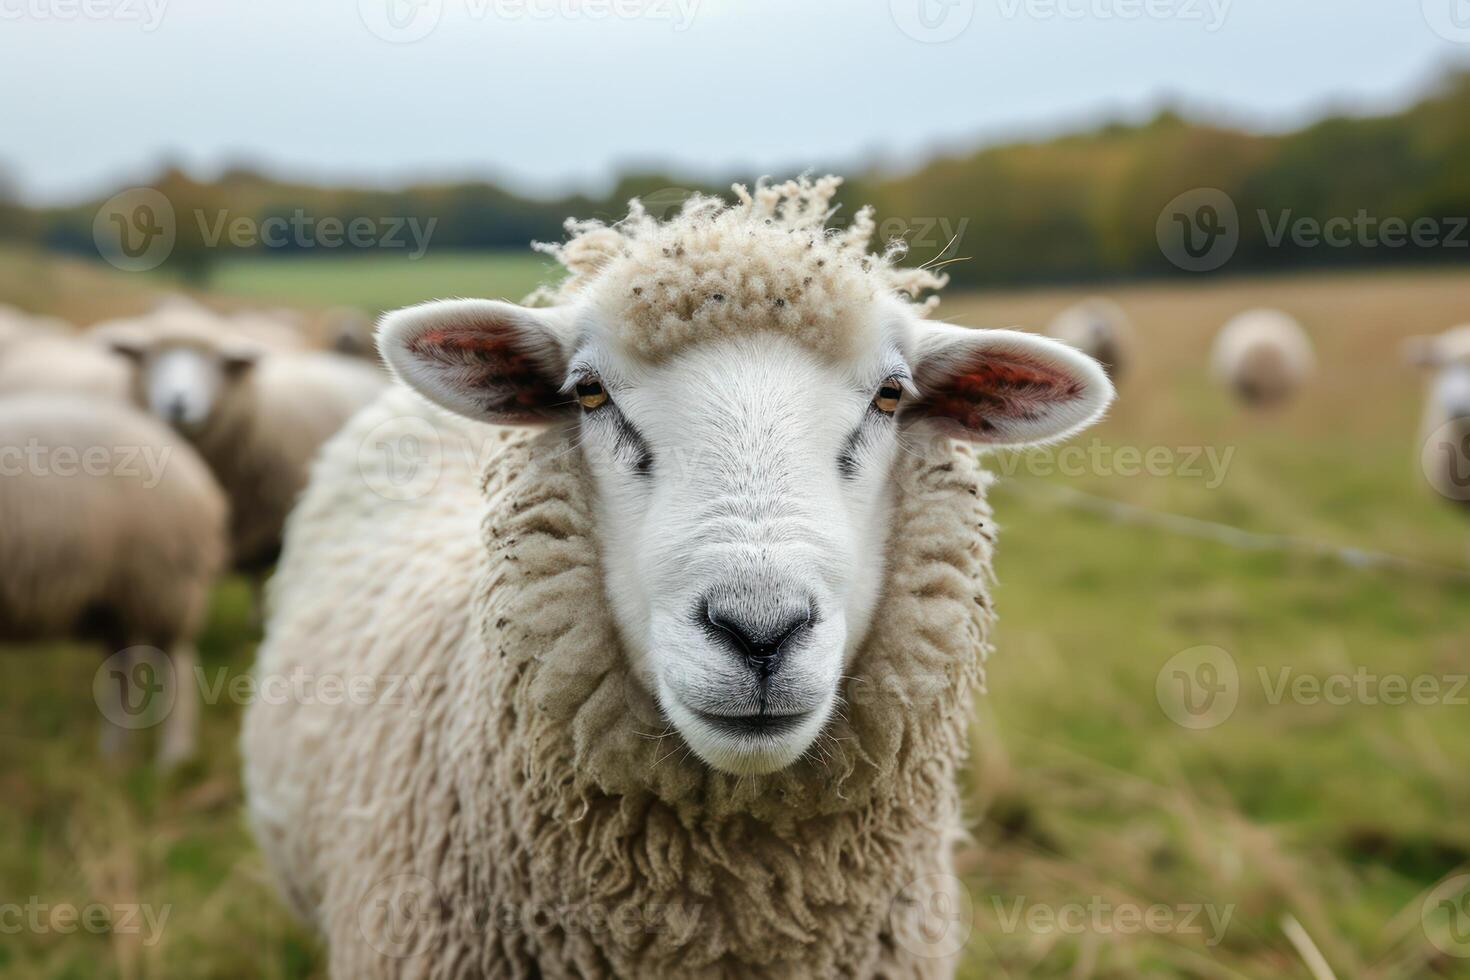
xmin=702 ymin=602 xmax=813 ymax=680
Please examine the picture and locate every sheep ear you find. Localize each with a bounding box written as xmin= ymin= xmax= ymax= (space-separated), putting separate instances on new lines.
xmin=906 ymin=323 xmax=1114 ymax=447
xmin=378 ymin=299 xmax=574 ymax=425
xmin=1403 ymin=336 xmax=1443 ymax=369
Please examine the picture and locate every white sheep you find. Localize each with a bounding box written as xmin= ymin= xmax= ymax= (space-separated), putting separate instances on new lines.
xmin=241 ymin=176 xmax=1114 ymax=977
xmin=0 ymin=393 xmax=227 ymax=765
xmin=96 ymin=305 xmax=384 ymax=572
xmin=1211 ymin=308 xmax=1316 ymax=408
xmin=1047 ymin=296 xmax=1134 ymax=381
xmin=1405 ymin=324 xmax=1470 ymax=511
xmin=0 ymin=304 xmax=67 ymax=353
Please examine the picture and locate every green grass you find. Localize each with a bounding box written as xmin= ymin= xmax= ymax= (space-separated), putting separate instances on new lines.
xmin=5 ymin=263 xmax=1470 ymax=977
xmin=202 ymin=250 xmax=558 ymax=313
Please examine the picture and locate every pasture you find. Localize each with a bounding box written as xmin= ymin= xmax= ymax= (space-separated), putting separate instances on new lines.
xmin=2 ymin=251 xmax=1469 ymax=978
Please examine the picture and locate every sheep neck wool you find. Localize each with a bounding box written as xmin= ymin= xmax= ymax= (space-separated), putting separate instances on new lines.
xmin=445 ymin=423 xmax=996 ymax=976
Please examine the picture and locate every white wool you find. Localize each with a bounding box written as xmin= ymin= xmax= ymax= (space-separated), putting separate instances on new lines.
xmin=1211 ymin=308 xmax=1316 ymax=407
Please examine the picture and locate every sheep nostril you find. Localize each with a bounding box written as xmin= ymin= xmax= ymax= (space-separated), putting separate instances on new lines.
xmin=702 ymin=602 xmax=814 ymax=680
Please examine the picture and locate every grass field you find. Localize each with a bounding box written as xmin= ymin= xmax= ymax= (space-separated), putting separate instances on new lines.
xmin=3 ymin=252 xmax=1470 ymax=978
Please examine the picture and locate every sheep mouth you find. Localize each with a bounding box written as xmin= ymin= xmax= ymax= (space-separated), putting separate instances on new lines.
xmin=690 ymin=708 xmax=813 ymax=738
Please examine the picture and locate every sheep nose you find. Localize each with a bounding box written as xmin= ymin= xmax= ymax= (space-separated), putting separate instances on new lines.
xmin=702 ymin=602 xmax=813 ymax=680
xmin=167 ymin=396 xmax=188 ymax=422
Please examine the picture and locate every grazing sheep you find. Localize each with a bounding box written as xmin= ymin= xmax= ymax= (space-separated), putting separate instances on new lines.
xmin=1405 ymin=324 xmax=1470 ymax=511
xmin=0 ymin=304 xmax=68 ymax=352
xmin=1047 ymin=297 xmax=1133 ymax=381
xmin=1211 ymin=308 xmax=1315 ymax=407
xmin=99 ymin=307 xmax=385 ymax=571
xmin=242 ymin=176 xmax=1114 ymax=978
xmin=0 ymin=393 xmax=227 ymax=765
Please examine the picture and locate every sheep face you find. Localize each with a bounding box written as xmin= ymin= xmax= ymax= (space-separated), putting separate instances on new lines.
xmin=1407 ymin=327 xmax=1470 ymax=507
xmin=108 ymin=336 xmax=259 ymax=433
xmin=383 ymin=296 xmax=1113 ymax=776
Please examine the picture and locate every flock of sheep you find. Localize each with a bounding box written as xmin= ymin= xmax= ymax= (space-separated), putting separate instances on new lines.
xmin=0 ymin=299 xmax=383 ymax=763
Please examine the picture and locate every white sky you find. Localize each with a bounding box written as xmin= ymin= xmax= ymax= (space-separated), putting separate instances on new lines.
xmin=2 ymin=0 xmax=1466 ymax=204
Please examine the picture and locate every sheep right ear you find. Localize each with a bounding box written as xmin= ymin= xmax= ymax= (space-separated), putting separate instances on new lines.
xmin=378 ymin=299 xmax=575 ymax=425
xmin=1403 ymin=336 xmax=1443 ymax=369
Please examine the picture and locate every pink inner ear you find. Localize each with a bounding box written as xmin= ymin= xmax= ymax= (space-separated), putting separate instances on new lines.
xmin=408 ymin=326 xmax=562 ymax=418
xmin=925 ymin=355 xmax=1084 ymax=435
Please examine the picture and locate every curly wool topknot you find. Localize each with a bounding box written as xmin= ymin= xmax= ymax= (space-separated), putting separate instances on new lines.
xmin=526 ymin=175 xmax=950 ymax=362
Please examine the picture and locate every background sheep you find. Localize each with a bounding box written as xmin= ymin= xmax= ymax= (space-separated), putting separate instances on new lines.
xmin=242 ymin=178 xmax=1113 ymax=977
xmin=1210 ymin=308 xmax=1316 ymax=407
xmin=1405 ymin=324 xmax=1470 ymax=512
xmin=0 ymin=393 xmax=227 ymax=765
xmin=100 ymin=308 xmax=385 ymax=572
xmin=1047 ymin=296 xmax=1133 ymax=381
xmin=0 ymin=331 xmax=133 ymax=403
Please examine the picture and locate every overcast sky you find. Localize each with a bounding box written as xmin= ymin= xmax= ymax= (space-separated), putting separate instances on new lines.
xmin=2 ymin=0 xmax=1466 ymax=204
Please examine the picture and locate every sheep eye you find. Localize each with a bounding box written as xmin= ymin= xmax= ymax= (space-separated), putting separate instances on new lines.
xmin=575 ymin=380 xmax=608 ymax=410
xmin=873 ymin=378 xmax=902 ymax=415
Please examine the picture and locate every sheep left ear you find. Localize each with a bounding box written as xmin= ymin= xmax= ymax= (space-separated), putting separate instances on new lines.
xmin=906 ymin=323 xmax=1114 ymax=447
xmin=378 ymin=299 xmax=574 ymax=424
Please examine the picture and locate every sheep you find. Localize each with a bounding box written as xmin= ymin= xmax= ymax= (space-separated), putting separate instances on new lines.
xmin=1047 ymin=297 xmax=1133 ymax=381
xmin=96 ymin=304 xmax=385 ymax=573
xmin=1211 ymin=308 xmax=1315 ymax=407
xmin=0 ymin=332 xmax=133 ymax=403
xmin=241 ymin=176 xmax=1114 ymax=978
xmin=0 ymin=304 xmax=67 ymax=353
xmin=0 ymin=392 xmax=227 ymax=765
xmin=1405 ymin=324 xmax=1470 ymax=512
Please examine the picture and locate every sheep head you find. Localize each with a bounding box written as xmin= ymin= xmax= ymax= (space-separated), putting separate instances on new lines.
xmin=381 ymin=176 xmax=1114 ymax=777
